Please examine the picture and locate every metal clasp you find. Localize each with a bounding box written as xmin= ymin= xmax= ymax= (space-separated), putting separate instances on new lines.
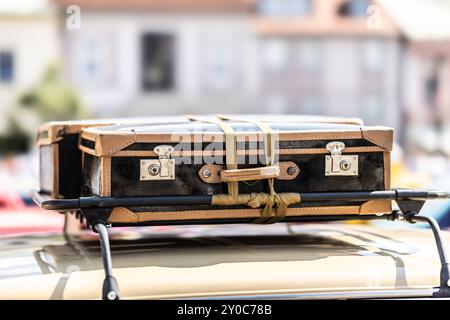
xmin=140 ymin=145 xmax=175 ymax=180
xmin=325 ymin=141 xmax=358 ymax=176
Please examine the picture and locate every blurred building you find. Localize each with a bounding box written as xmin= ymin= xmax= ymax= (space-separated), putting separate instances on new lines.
xmin=48 ymin=0 xmax=450 ymax=154
xmin=254 ymin=0 xmax=401 ymax=130
xmin=380 ymin=0 xmax=450 ymax=154
xmin=52 ymin=1 xmax=394 ymax=122
xmin=52 ymin=0 xmax=403 ymax=128
xmin=0 ymin=0 xmax=60 ymax=134
xmin=54 ymin=0 xmax=258 ymax=116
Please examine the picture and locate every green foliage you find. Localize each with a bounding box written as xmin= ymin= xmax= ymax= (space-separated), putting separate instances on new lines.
xmin=19 ymin=64 xmax=86 ymax=121
xmin=0 ymin=117 xmax=30 ymax=154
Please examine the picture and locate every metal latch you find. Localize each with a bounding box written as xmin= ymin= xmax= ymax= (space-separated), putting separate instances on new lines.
xmin=140 ymin=145 xmax=175 ymax=180
xmin=325 ymin=141 xmax=358 ymax=176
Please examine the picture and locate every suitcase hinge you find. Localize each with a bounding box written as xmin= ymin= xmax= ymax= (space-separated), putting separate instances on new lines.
xmin=140 ymin=145 xmax=175 ymax=181
xmin=325 ymin=141 xmax=358 ymax=176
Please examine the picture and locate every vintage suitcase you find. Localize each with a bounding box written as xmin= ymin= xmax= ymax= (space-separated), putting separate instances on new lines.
xmin=37 ymin=117 xmax=189 ymax=198
xmin=79 ymin=115 xmax=393 ymax=224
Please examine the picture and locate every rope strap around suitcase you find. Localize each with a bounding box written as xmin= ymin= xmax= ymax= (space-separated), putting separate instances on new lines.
xmin=185 ymin=115 xmax=239 ymax=198
xmin=217 ymin=114 xmax=301 ymax=223
xmin=186 ymin=115 xmax=301 ymax=223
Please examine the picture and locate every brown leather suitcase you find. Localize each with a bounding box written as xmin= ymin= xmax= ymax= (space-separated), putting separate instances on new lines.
xmin=78 ymin=115 xmax=393 ymax=225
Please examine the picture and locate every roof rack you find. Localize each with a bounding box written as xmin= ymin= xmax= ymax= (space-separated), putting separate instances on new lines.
xmin=32 ymin=189 xmax=450 ymax=300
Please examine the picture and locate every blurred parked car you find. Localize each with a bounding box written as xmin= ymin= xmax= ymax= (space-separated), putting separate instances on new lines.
xmin=419 ymin=199 xmax=450 ymax=230
xmin=0 ymin=192 xmax=64 ymax=236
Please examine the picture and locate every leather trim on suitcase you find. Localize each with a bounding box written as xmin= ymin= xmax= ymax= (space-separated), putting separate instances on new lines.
xmin=52 ymin=143 xmax=60 ymax=198
xmin=80 ymin=146 xmax=388 ymax=158
xmin=359 ymin=199 xmax=392 ymax=214
xmin=100 ymin=157 xmax=112 ymax=197
xmin=107 ymin=200 xmax=392 ymax=224
xmin=383 ymin=152 xmax=391 ymax=190
xmin=80 ymin=127 xmax=393 ymax=157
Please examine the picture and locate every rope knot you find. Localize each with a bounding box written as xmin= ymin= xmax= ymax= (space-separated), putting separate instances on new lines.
xmin=247 ymin=193 xmax=271 ymax=208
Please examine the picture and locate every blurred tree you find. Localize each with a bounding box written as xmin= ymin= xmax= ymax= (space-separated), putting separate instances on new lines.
xmin=19 ymin=63 xmax=86 ymax=121
xmin=0 ymin=117 xmax=30 ymax=154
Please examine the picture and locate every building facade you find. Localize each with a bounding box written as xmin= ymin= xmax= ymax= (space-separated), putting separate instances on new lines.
xmin=53 ymin=0 xmax=450 ymax=153
xmin=57 ymin=1 xmax=258 ymax=116
xmin=253 ymin=0 xmax=401 ymax=131
xmin=379 ymin=0 xmax=450 ymax=153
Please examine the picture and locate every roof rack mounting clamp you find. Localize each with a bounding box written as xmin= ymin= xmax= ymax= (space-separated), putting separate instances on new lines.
xmin=396 ymin=199 xmax=426 ymax=218
xmin=79 ymin=207 xmax=113 ymax=228
xmin=435 ymin=262 xmax=450 ymax=298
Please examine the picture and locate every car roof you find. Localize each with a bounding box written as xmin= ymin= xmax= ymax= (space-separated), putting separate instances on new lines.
xmin=0 ymin=222 xmax=445 ymax=299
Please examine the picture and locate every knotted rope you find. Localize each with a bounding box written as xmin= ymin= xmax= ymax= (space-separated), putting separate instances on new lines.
xmin=211 ymin=192 xmax=301 ymax=223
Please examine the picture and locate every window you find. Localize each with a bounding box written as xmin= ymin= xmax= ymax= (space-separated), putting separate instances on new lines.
xmin=257 ymin=0 xmax=312 ymax=17
xmin=264 ymin=94 xmax=288 ymax=113
xmin=297 ymin=40 xmax=320 ymax=72
xmin=261 ymin=39 xmax=289 ymax=73
xmin=78 ymin=36 xmax=115 ymax=87
xmin=361 ymin=39 xmax=383 ymax=74
xmin=361 ymin=93 xmax=381 ymax=123
xmin=424 ymin=56 xmax=443 ymax=109
xmin=338 ymin=0 xmax=370 ymax=17
xmin=141 ymin=33 xmax=175 ymax=91
xmin=0 ymin=51 xmax=14 ymax=83
xmin=204 ymin=40 xmax=235 ymax=92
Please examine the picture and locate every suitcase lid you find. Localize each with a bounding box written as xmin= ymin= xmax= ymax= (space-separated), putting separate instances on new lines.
xmin=79 ymin=115 xmax=393 ymax=157
xmin=36 ymin=116 xmax=189 ymax=145
xmin=38 ymin=114 xmax=363 ymax=145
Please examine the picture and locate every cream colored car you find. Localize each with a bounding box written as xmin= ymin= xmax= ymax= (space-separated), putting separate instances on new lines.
xmin=0 ymin=221 xmax=448 ymax=300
